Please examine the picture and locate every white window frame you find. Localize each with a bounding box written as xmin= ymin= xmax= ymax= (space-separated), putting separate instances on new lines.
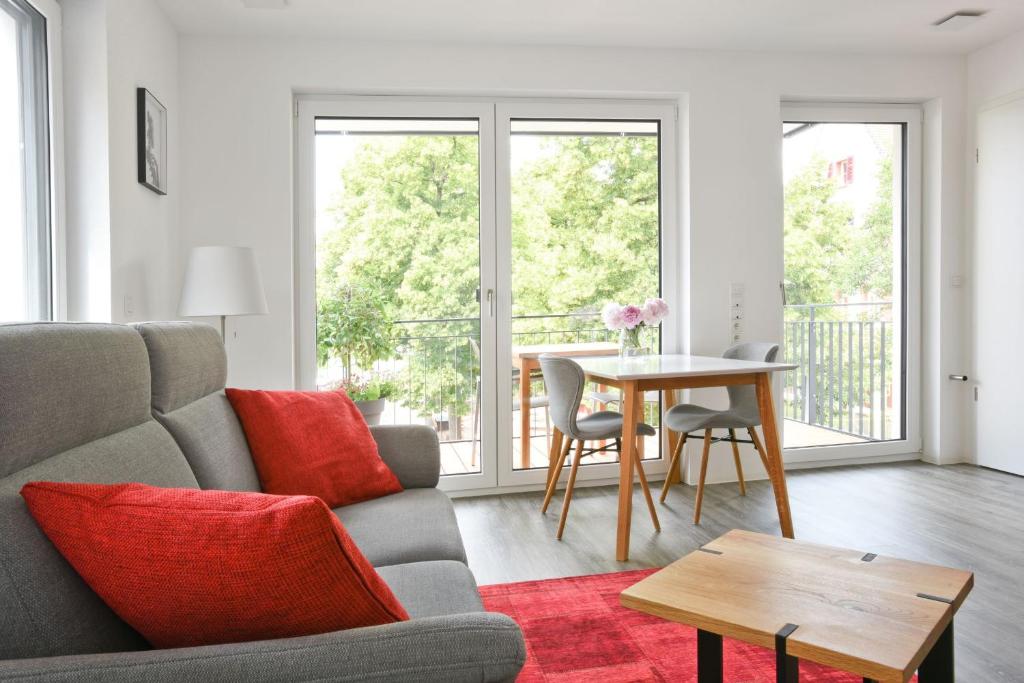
xmin=1 ymin=0 xmax=64 ymax=320
xmin=295 ymin=96 xmax=679 ymax=494
xmin=493 ymin=100 xmax=678 ymax=490
xmin=780 ymin=103 xmax=922 ymax=464
xmin=295 ymin=97 xmax=500 ymax=492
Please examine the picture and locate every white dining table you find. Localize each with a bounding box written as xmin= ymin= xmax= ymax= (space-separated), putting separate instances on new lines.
xmin=572 ymin=354 xmax=798 ymax=561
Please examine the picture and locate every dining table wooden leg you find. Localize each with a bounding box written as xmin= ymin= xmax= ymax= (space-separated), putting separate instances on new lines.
xmin=754 ymin=372 xmax=794 ymax=538
xmin=616 ymin=380 xmax=639 ymax=561
xmin=519 ymin=358 xmax=535 ymax=470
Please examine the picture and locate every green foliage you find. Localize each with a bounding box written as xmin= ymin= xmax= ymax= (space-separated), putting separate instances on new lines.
xmin=783 ymin=155 xmax=854 ymax=307
xmin=842 ymin=157 xmax=894 ymax=299
xmin=316 ymin=133 xmax=660 ymax=419
xmin=334 ymin=375 xmax=397 ymax=402
xmin=316 ymin=283 xmax=396 ymax=378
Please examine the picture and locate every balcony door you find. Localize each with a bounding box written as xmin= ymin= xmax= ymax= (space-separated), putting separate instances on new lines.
xmin=495 ymin=102 xmax=676 ymax=488
xmin=780 ymin=105 xmax=921 ymax=462
xmin=297 ymin=98 xmax=676 ymax=493
xmin=297 ymin=100 xmax=499 ymax=491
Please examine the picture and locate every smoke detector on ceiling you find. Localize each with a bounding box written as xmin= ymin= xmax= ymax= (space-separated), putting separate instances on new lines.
xmin=241 ymin=0 xmax=290 ymax=9
xmin=932 ymin=10 xmax=988 ymax=31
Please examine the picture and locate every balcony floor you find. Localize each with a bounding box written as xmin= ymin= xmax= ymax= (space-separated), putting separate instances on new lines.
xmin=438 ymin=418 xmax=874 ymax=476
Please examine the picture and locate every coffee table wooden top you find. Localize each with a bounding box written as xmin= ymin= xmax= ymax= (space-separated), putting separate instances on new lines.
xmin=620 ymin=530 xmax=973 ymax=683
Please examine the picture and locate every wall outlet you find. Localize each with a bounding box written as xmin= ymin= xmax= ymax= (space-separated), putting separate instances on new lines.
xmin=729 ymin=282 xmax=744 ymax=342
xmin=123 ymin=295 xmax=134 ymax=317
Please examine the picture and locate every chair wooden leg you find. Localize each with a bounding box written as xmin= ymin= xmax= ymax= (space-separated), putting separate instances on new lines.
xmin=633 ymin=438 xmax=661 ymax=532
xmin=542 ymin=438 xmax=572 ymax=514
xmin=470 ymin=378 xmax=481 ymax=467
xmin=660 ymin=432 xmax=687 ymax=503
xmin=693 ymin=429 xmax=713 ymax=525
xmin=748 ymin=427 xmax=771 ymax=475
xmin=556 ymin=440 xmax=585 ymax=540
xmin=729 ymin=428 xmax=746 ymax=496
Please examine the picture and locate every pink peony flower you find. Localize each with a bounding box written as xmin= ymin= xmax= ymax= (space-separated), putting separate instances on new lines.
xmin=642 ymin=298 xmax=669 ymax=324
xmin=620 ymin=305 xmax=643 ymax=329
xmin=602 ymin=302 xmax=624 ymax=330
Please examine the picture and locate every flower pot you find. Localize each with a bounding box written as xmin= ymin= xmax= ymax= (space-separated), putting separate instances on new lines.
xmin=354 ymin=398 xmax=387 ymax=426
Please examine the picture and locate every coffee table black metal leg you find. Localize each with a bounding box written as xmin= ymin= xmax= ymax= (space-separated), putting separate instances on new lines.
xmin=696 ymin=629 xmax=723 ymax=683
xmin=776 ymin=623 xmax=800 ymax=683
xmin=918 ymin=620 xmax=955 ymax=682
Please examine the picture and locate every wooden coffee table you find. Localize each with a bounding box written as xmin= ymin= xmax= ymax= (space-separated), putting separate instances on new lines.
xmin=620 ymin=530 xmax=973 ymax=682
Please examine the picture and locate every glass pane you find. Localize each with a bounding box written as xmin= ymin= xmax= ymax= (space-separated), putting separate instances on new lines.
xmin=0 ymin=0 xmax=49 ymax=322
xmin=781 ymin=121 xmax=904 ymax=447
xmin=509 ymin=119 xmax=662 ymax=471
xmin=314 ymin=117 xmax=483 ymax=475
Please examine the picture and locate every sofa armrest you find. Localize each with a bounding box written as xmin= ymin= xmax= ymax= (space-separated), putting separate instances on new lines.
xmin=0 ymin=613 xmax=525 ymax=683
xmin=370 ymin=424 xmax=441 ymax=489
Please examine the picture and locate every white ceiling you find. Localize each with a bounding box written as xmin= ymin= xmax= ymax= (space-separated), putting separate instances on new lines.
xmin=155 ymin=0 xmax=1024 ymax=55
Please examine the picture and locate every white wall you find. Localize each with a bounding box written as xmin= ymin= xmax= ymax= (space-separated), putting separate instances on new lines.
xmin=177 ymin=37 xmax=968 ymax=472
xmin=60 ymin=0 xmax=179 ymax=322
xmin=105 ymin=0 xmax=180 ymax=322
xmin=61 ymin=0 xmax=111 ymax=322
xmin=964 ymin=28 xmax=1024 ymax=465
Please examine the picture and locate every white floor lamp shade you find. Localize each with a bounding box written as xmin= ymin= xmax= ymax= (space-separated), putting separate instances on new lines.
xmin=178 ymin=246 xmax=269 ymax=337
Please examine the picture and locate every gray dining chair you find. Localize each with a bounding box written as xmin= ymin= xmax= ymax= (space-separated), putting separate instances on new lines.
xmin=659 ymin=342 xmax=779 ymax=525
xmin=539 ymin=355 xmax=660 ymax=540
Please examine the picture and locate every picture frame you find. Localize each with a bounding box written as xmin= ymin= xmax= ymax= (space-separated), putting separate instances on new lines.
xmin=136 ymin=87 xmax=167 ymax=195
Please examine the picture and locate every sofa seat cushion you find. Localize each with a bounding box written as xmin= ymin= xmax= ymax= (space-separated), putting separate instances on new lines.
xmin=335 ymin=488 xmax=467 ymax=567
xmin=377 ymin=561 xmax=483 ymax=619
xmin=21 ymin=482 xmax=409 ymax=650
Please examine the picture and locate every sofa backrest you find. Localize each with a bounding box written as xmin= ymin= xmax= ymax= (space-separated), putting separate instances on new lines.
xmin=0 ymin=323 xmax=200 ymax=660
xmin=135 ymin=321 xmax=261 ymax=492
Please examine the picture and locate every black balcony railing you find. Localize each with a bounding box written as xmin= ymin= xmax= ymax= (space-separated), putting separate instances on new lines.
xmin=783 ymin=302 xmax=896 ymax=442
xmin=323 ymin=313 xmax=659 ymax=443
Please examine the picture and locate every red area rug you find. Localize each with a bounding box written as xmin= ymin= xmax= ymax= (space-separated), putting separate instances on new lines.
xmin=480 ymin=568 xmax=865 ymax=682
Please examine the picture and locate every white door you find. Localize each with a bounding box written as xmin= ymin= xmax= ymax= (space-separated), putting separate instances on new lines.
xmin=975 ymin=95 xmax=1024 ymax=475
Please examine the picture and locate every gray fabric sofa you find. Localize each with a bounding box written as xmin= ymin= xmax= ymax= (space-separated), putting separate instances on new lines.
xmin=0 ymin=321 xmax=525 ymax=682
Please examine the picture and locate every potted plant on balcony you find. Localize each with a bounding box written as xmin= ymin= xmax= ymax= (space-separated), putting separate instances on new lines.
xmin=317 ymin=283 xmax=397 ymax=422
xmin=335 ymin=375 xmax=397 ymax=425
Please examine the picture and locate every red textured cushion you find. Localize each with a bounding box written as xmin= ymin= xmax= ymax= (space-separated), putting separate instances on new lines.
xmin=20 ymin=482 xmax=409 ymax=649
xmin=225 ymin=389 xmax=403 ymax=507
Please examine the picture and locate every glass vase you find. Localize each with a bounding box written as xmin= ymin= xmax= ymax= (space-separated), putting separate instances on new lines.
xmin=619 ymin=327 xmax=645 ymax=356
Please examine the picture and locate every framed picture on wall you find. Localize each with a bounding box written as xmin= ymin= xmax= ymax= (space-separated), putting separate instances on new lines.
xmin=136 ymin=87 xmax=167 ymax=195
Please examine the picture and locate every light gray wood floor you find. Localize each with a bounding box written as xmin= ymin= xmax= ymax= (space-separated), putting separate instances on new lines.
xmin=453 ymin=461 xmax=1024 ymax=681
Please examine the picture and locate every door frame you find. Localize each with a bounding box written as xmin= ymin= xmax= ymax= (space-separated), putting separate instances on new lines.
xmin=494 ymin=100 xmax=679 ymax=488
xmin=780 ymin=103 xmax=922 ymax=462
xmin=295 ymin=97 xmax=499 ymax=491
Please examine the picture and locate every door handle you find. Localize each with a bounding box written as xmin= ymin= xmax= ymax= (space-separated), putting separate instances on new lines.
xmin=486 ymin=289 xmax=494 ymax=317
xmin=948 ymin=374 xmax=968 ymax=382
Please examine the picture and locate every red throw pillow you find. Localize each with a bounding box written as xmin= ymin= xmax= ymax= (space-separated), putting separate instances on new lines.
xmin=225 ymin=389 xmax=403 ymax=507
xmin=20 ymin=482 xmax=409 ymax=649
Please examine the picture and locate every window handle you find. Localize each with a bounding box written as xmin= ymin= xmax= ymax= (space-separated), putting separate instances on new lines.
xmin=486 ymin=289 xmax=494 ymax=317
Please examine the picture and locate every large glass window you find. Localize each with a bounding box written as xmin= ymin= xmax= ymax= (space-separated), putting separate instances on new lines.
xmin=0 ymin=0 xmax=51 ymax=322
xmin=508 ymin=119 xmax=662 ymax=471
xmin=782 ymin=120 xmax=906 ymax=448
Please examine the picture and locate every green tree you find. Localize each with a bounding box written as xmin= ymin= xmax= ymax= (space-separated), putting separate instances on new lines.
xmin=840 ymin=157 xmax=893 ymax=299
xmin=783 ymin=156 xmax=855 ymax=307
xmin=317 ymin=133 xmax=661 ymax=420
